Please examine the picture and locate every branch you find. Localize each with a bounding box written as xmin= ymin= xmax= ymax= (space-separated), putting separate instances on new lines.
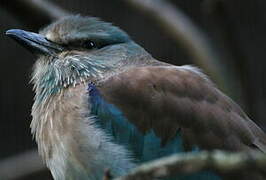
xmin=1 ymin=149 xmax=266 ymax=180
xmin=0 ymin=0 xmax=70 ymax=30
xmin=124 ymin=0 xmax=237 ymax=97
xmin=114 ymin=150 xmax=266 ymax=180
xmin=0 ymin=149 xmax=47 ymax=180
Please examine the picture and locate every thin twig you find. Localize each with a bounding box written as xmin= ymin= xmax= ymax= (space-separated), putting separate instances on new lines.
xmin=114 ymin=150 xmax=266 ymax=180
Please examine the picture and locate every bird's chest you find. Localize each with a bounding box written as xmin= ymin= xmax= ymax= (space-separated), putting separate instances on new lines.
xmin=32 ymin=84 xmax=135 ymax=180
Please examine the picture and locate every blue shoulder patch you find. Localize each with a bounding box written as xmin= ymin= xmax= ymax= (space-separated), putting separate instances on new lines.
xmin=88 ymin=83 xmax=220 ymax=180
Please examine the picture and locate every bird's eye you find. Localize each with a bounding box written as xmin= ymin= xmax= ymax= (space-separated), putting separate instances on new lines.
xmin=82 ymin=40 xmax=96 ymax=49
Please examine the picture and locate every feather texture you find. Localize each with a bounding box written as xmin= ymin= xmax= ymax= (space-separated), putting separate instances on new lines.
xmin=88 ymin=83 xmax=220 ymax=180
xmin=98 ymin=65 xmax=266 ymax=153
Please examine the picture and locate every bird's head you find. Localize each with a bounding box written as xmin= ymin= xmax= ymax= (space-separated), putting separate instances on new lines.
xmin=6 ymin=15 xmax=149 ymax=101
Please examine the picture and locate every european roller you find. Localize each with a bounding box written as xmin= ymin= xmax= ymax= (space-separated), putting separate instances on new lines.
xmin=6 ymin=15 xmax=266 ymax=180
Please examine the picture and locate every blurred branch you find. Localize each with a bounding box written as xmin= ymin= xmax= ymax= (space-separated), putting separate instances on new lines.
xmin=115 ymin=150 xmax=266 ymax=180
xmin=1 ymin=150 xmax=266 ymax=180
xmin=0 ymin=0 xmax=70 ymax=30
xmin=0 ymin=149 xmax=46 ymax=180
xmin=124 ymin=0 xmax=236 ymax=97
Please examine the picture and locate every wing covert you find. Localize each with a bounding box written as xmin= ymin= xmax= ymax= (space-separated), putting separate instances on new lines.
xmin=97 ymin=65 xmax=266 ymax=152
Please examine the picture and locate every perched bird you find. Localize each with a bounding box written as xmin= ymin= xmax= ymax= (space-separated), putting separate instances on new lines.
xmin=6 ymin=15 xmax=266 ymax=180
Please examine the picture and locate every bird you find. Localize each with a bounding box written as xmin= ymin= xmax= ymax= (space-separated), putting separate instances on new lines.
xmin=6 ymin=15 xmax=266 ymax=180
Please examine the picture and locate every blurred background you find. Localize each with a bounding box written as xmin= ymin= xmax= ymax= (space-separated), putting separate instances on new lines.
xmin=1 ymin=0 xmax=266 ymax=179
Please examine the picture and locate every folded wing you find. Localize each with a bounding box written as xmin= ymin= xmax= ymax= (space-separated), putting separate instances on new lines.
xmin=98 ymin=65 xmax=266 ymax=152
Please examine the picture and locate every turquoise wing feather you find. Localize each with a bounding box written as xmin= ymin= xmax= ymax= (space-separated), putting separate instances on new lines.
xmin=88 ymin=83 xmax=220 ymax=180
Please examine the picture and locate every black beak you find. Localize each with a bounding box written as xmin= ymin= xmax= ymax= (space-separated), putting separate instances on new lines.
xmin=5 ymin=29 xmax=63 ymax=56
